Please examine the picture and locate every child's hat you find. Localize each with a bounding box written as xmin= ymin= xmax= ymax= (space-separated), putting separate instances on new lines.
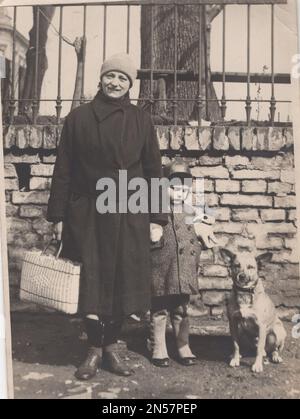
xmin=164 ymin=158 xmax=192 ymax=180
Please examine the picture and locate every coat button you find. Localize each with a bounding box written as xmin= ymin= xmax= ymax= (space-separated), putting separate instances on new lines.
xmin=190 ymin=238 xmax=195 ymax=244
xmin=179 ymin=248 xmax=184 ymax=255
xmin=187 ymin=225 xmax=192 ymax=231
xmin=190 ymin=250 xmax=196 ymax=256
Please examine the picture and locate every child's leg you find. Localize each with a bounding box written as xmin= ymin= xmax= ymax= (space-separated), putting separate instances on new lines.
xmin=170 ymin=295 xmax=196 ymax=364
xmin=150 ymin=297 xmax=169 ymax=367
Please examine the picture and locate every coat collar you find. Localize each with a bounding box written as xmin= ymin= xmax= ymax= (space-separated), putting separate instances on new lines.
xmin=90 ymin=90 xmax=131 ymax=123
xmin=170 ymin=202 xmax=195 ymax=215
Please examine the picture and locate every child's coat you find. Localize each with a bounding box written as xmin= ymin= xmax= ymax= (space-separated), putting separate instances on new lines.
xmin=150 ymin=205 xmax=201 ymax=297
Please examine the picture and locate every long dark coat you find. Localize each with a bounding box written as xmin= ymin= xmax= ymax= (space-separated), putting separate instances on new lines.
xmin=47 ymin=91 xmax=167 ymax=318
xmin=150 ymin=205 xmax=201 ymax=297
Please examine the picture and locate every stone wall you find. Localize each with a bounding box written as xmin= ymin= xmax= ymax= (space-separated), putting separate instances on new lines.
xmin=3 ymin=124 xmax=300 ymax=318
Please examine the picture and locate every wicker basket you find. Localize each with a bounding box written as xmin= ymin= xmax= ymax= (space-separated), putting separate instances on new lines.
xmin=20 ymin=241 xmax=81 ymax=314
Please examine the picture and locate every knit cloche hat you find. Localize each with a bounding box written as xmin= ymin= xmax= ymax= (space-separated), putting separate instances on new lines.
xmin=100 ymin=53 xmax=137 ymax=87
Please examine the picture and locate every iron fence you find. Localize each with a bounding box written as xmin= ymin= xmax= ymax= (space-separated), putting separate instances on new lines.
xmin=1 ymin=0 xmax=291 ymax=126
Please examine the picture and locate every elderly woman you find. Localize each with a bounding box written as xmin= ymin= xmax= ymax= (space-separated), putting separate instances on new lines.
xmin=47 ymin=53 xmax=167 ymax=380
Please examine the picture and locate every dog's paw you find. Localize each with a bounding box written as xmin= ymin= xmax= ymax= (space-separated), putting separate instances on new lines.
xmin=271 ymin=351 xmax=283 ymax=364
xmin=251 ymin=360 xmax=263 ymax=373
xmin=229 ymin=357 xmax=240 ymax=368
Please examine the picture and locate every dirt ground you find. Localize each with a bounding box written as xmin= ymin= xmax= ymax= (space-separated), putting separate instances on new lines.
xmin=11 ymin=312 xmax=300 ymax=399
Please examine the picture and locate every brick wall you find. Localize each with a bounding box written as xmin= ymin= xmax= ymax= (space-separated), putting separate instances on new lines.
xmin=3 ymin=124 xmax=300 ymax=318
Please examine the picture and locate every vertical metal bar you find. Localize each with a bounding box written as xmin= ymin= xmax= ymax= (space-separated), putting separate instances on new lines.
xmin=245 ymin=4 xmax=252 ymax=126
xmin=80 ymin=5 xmax=87 ymax=105
xmin=9 ymin=7 xmax=17 ymax=124
xmin=103 ymin=5 xmax=107 ymax=61
xmin=149 ymin=4 xmax=154 ymax=115
xmin=173 ymin=3 xmax=178 ymax=125
xmin=56 ymin=6 xmax=63 ymax=124
xmin=32 ymin=6 xmax=40 ymax=124
xmin=270 ymin=4 xmax=276 ymax=125
xmin=197 ymin=4 xmax=203 ymax=127
xmin=220 ymin=6 xmax=227 ymax=121
xmin=203 ymin=6 xmax=209 ymax=121
xmin=247 ymin=6 xmax=250 ymax=98
xmin=126 ymin=5 xmax=130 ymax=54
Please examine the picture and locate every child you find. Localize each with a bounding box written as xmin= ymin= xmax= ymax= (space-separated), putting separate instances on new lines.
xmin=149 ymin=158 xmax=217 ymax=367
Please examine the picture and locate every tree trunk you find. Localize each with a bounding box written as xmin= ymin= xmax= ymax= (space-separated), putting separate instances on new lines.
xmin=139 ymin=4 xmax=222 ymax=123
xmin=20 ymin=6 xmax=55 ymax=116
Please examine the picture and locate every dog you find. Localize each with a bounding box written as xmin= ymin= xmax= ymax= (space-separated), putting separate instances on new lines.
xmin=220 ymin=247 xmax=286 ymax=373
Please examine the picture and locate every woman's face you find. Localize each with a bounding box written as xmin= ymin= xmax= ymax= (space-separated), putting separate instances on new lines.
xmin=101 ymin=71 xmax=131 ymax=99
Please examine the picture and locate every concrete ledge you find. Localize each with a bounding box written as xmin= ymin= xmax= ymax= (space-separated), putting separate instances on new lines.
xmin=3 ymin=125 xmax=294 ymax=152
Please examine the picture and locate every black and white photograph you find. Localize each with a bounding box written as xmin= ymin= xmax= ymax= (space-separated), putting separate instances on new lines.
xmin=0 ymin=0 xmax=300 ymax=400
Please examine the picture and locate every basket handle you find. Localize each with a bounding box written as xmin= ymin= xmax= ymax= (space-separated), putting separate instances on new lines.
xmin=42 ymin=239 xmax=63 ymax=259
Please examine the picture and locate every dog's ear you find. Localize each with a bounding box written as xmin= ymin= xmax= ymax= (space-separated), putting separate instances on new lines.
xmin=219 ymin=248 xmax=236 ymax=264
xmin=256 ymin=252 xmax=273 ymax=269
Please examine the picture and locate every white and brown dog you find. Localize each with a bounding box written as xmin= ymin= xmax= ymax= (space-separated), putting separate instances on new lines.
xmin=220 ymin=247 xmax=286 ymax=373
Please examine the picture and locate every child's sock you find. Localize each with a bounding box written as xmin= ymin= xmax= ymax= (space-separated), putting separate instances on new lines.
xmin=150 ymin=309 xmax=169 ymax=359
xmin=171 ymin=308 xmax=195 ymax=359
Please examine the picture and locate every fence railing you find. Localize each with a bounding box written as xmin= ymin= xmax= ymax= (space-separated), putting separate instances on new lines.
xmin=1 ymin=0 xmax=291 ymax=127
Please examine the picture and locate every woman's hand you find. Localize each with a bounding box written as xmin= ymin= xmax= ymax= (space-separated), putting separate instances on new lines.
xmin=53 ymin=221 xmax=63 ymax=241
xmin=150 ymin=223 xmax=163 ymax=243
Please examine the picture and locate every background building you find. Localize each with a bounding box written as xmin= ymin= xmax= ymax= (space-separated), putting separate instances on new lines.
xmin=0 ymin=7 xmax=28 ymax=115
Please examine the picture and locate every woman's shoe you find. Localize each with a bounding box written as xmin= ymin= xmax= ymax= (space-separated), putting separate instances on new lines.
xmin=74 ymin=347 xmax=102 ymax=381
xmin=102 ymin=351 xmax=133 ymax=377
xmin=177 ymin=356 xmax=197 ymax=367
xmin=151 ymin=357 xmax=169 ymax=368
